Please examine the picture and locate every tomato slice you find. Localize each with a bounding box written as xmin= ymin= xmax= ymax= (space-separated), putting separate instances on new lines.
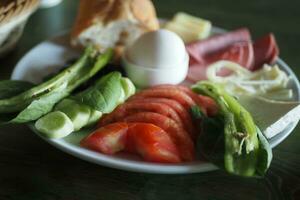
xmin=99 ymin=102 xmax=184 ymax=129
xmin=129 ymin=88 xmax=196 ymax=110
xmin=124 ymin=112 xmax=195 ymax=161
xmin=128 ymin=98 xmax=197 ymax=139
xmin=127 ymin=123 xmax=181 ymax=163
xmin=152 ymin=85 xmax=219 ymax=117
xmin=80 ymin=123 xmax=128 ymax=155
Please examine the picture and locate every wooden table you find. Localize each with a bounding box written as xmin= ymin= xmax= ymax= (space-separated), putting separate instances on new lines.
xmin=0 ymin=0 xmax=300 ymax=199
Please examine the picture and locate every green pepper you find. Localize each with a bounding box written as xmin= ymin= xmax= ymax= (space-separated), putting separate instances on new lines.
xmin=192 ymin=81 xmax=270 ymax=177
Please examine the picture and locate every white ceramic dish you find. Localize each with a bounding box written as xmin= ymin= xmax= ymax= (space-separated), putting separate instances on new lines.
xmin=11 ymin=28 xmax=300 ymax=174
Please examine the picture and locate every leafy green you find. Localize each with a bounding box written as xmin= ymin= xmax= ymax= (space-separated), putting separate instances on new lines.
xmin=74 ymin=72 xmax=122 ymax=113
xmin=191 ymin=105 xmax=224 ymax=163
xmin=0 ymin=47 xmax=113 ymax=124
xmin=0 ymin=47 xmax=93 ymax=113
xmin=192 ymin=81 xmax=272 ymax=177
xmin=10 ymin=91 xmax=70 ymax=124
xmin=0 ymin=80 xmax=35 ymax=99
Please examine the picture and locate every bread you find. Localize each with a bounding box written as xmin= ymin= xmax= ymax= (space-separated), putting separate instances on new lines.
xmin=0 ymin=0 xmax=39 ymax=25
xmin=71 ymin=0 xmax=159 ymax=53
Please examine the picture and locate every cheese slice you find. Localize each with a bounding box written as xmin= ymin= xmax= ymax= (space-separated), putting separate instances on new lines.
xmin=238 ymin=95 xmax=300 ymax=139
xmin=165 ymin=12 xmax=211 ymax=43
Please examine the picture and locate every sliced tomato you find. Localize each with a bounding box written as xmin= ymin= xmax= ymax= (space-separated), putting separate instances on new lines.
xmin=129 ymin=88 xmax=196 ymax=110
xmin=124 ymin=112 xmax=195 ymax=161
xmin=129 ymin=98 xmax=197 ymax=140
xmin=98 ymin=102 xmax=184 ymax=128
xmin=152 ymin=85 xmax=219 ymax=117
xmin=127 ymin=123 xmax=181 ymax=163
xmin=80 ymin=123 xmax=128 ymax=155
xmin=252 ymin=33 xmax=279 ymax=70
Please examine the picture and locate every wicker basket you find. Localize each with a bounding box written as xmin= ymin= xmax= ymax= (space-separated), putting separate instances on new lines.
xmin=0 ymin=0 xmax=40 ymax=57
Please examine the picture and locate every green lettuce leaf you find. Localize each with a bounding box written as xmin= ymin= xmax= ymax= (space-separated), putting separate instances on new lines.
xmin=74 ymin=72 xmax=122 ymax=113
xmin=0 ymin=80 xmax=35 ymax=99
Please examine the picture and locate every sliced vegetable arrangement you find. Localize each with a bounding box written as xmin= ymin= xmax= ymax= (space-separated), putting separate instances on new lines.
xmin=192 ymin=81 xmax=272 ymax=177
xmin=2 ymin=11 xmax=298 ymax=177
xmin=0 ymin=47 xmax=113 ymax=124
xmin=35 ymin=72 xmax=136 ymax=138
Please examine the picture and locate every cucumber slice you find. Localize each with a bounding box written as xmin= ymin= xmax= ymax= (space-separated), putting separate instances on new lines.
xmin=55 ymin=99 xmax=75 ymax=111
xmin=86 ymin=110 xmax=102 ymax=126
xmin=121 ymin=78 xmax=136 ymax=99
xmin=56 ymin=99 xmax=91 ymax=131
xmin=35 ymin=111 xmax=74 ymax=139
xmin=118 ymin=87 xmax=126 ymax=104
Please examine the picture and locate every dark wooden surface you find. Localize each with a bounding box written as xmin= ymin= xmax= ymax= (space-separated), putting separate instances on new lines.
xmin=0 ymin=0 xmax=300 ymax=199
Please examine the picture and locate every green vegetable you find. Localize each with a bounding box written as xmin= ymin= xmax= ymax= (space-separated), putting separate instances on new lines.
xmin=86 ymin=110 xmax=103 ymax=126
xmin=74 ymin=72 xmax=123 ymax=113
xmin=192 ymin=81 xmax=272 ymax=177
xmin=10 ymin=90 xmax=69 ymax=124
xmin=121 ymin=77 xmax=136 ymax=99
xmin=0 ymin=80 xmax=35 ymax=99
xmin=0 ymin=47 xmax=113 ymax=124
xmin=35 ymin=111 xmax=74 ymax=139
xmin=35 ymin=73 xmax=136 ymax=138
xmin=55 ymin=99 xmax=91 ymax=131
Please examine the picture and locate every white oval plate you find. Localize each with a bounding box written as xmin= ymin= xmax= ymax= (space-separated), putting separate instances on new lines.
xmin=11 ymin=29 xmax=300 ymax=174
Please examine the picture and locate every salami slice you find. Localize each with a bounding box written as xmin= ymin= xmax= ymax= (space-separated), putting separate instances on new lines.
xmin=252 ymin=33 xmax=279 ymax=70
xmin=187 ymin=64 xmax=208 ymax=82
xmin=123 ymin=112 xmax=195 ymax=161
xmin=98 ymin=102 xmax=184 ymax=128
xmin=186 ymin=42 xmax=254 ymax=82
xmin=206 ymin=42 xmax=254 ymax=69
xmin=129 ymin=98 xmax=197 ymax=139
xmin=187 ymin=28 xmax=251 ymax=63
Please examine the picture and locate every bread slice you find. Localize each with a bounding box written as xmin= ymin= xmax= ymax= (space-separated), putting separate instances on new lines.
xmin=71 ymin=0 xmax=159 ymax=53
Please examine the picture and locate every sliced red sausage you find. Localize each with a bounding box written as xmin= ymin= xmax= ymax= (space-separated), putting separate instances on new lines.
xmin=252 ymin=33 xmax=279 ymax=70
xmin=204 ymin=42 xmax=254 ymax=69
xmin=187 ymin=28 xmax=251 ymax=64
xmin=187 ymin=64 xmax=209 ymax=82
xmin=123 ymin=112 xmax=195 ymax=161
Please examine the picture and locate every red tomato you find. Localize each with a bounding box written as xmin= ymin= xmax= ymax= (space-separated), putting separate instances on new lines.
xmin=124 ymin=112 xmax=195 ymax=161
xmin=81 ymin=122 xmax=181 ymax=163
xmin=80 ymin=123 xmax=128 ymax=155
xmin=127 ymin=123 xmax=181 ymax=163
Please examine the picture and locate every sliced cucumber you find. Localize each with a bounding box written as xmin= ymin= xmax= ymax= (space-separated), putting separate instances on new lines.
xmin=56 ymin=99 xmax=91 ymax=131
xmin=118 ymin=87 xmax=126 ymax=104
xmin=86 ymin=110 xmax=102 ymax=126
xmin=55 ymin=99 xmax=75 ymax=111
xmin=121 ymin=78 xmax=136 ymax=99
xmin=35 ymin=111 xmax=74 ymax=139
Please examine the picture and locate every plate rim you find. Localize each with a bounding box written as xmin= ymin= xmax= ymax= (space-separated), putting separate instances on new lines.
xmin=10 ymin=28 xmax=300 ymax=174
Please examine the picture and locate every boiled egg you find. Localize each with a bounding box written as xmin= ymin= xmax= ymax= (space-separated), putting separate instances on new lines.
xmin=122 ymin=29 xmax=189 ymax=88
